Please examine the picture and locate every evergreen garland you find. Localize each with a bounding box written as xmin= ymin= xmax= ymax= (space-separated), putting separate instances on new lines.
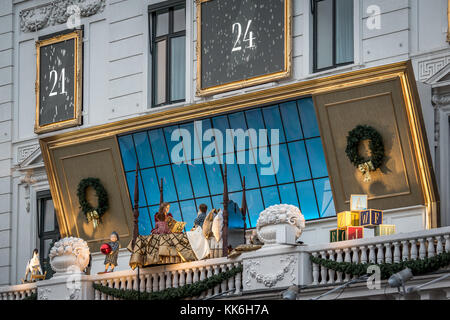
xmin=22 ymin=292 xmax=37 ymax=300
xmin=345 ymin=125 xmax=385 ymax=170
xmin=93 ymin=265 xmax=243 ymax=300
xmin=77 ymin=178 xmax=109 ymax=224
xmin=311 ymin=251 xmax=450 ymax=280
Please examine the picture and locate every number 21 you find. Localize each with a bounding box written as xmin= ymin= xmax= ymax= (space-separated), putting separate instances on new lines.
xmin=49 ymin=68 xmax=67 ymax=97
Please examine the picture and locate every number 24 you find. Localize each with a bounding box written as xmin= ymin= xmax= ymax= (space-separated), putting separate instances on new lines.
xmin=232 ymin=20 xmax=256 ymax=52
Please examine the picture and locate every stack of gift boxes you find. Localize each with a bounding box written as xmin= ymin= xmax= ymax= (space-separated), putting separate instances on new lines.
xmin=330 ymin=195 xmax=396 ymax=242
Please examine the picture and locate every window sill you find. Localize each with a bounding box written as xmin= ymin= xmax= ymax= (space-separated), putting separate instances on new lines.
xmin=302 ymin=63 xmax=365 ymax=81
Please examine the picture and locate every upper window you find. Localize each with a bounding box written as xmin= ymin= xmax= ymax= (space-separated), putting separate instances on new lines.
xmin=37 ymin=191 xmax=60 ymax=266
xmin=150 ymin=1 xmax=186 ymax=108
xmin=118 ymin=97 xmax=335 ymax=235
xmin=313 ymin=0 xmax=354 ymax=72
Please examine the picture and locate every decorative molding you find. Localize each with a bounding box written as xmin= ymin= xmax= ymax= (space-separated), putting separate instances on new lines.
xmin=38 ymin=287 xmax=51 ymax=300
xmin=19 ymin=0 xmax=105 ymax=33
xmin=432 ymin=94 xmax=450 ymax=106
xmin=245 ymin=255 xmax=297 ymax=288
xmin=418 ymin=56 xmax=450 ymax=81
xmin=18 ymin=145 xmax=39 ymax=164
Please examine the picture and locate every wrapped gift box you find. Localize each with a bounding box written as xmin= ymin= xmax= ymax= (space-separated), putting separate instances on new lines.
xmin=330 ymin=228 xmax=346 ymax=242
xmin=375 ymin=224 xmax=396 ymax=236
xmin=345 ymin=226 xmax=364 ymax=240
xmin=337 ymin=211 xmax=360 ymax=228
xmin=359 ymin=209 xmax=383 ymax=228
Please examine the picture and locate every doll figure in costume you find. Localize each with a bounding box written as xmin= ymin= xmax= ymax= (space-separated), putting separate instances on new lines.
xmin=193 ymin=203 xmax=208 ymax=229
xmin=152 ymin=202 xmax=176 ymax=234
xmin=104 ymin=231 xmax=120 ymax=273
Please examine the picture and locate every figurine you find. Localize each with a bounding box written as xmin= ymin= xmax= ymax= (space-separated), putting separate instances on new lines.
xmin=103 ymin=231 xmax=120 ymax=273
xmin=151 ymin=209 xmax=171 ymax=234
xmin=22 ymin=249 xmax=45 ymax=283
xmin=193 ymin=203 xmax=208 ymax=229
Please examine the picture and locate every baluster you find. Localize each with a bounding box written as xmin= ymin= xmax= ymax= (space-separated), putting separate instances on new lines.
xmin=213 ymin=265 xmax=220 ymax=294
xmin=172 ymin=271 xmax=179 ymax=288
xmin=199 ymin=267 xmax=206 ymax=298
xmin=436 ymin=236 xmax=444 ymax=255
xmin=360 ymin=246 xmax=368 ymax=264
xmin=385 ymin=243 xmax=393 ymax=264
xmin=140 ymin=274 xmax=146 ymax=293
xmin=145 ymin=274 xmax=152 ymax=293
xmin=159 ymin=272 xmax=166 ymax=290
xmin=152 ymin=274 xmax=159 ymax=292
xmin=227 ymin=264 xmax=235 ymax=294
xmin=327 ymin=250 xmax=335 ymax=284
xmin=336 ymin=249 xmax=343 ymax=283
xmin=410 ymin=240 xmax=418 ymax=260
xmin=445 ymin=235 xmax=450 ymax=253
xmin=126 ymin=276 xmax=133 ymax=290
xmin=179 ymin=270 xmax=186 ymax=287
xmin=427 ymin=237 xmax=435 ymax=258
xmin=101 ymin=280 xmax=108 ymax=300
xmin=206 ymin=266 xmax=213 ymax=298
xmin=351 ymin=247 xmax=359 ymax=280
xmin=320 ymin=251 xmax=328 ymax=285
xmin=311 ymin=252 xmax=319 ymax=285
xmin=376 ymin=244 xmax=384 ymax=264
xmin=368 ymin=245 xmax=376 ymax=263
xmin=94 ymin=281 xmax=101 ymax=300
xmin=186 ymin=269 xmax=193 ymax=285
xmin=344 ymin=248 xmax=351 ymax=282
xmin=165 ymin=271 xmax=172 ymax=289
xmin=219 ymin=265 xmax=227 ymax=293
xmin=8 ymin=292 xmax=14 ymax=300
xmin=393 ymin=242 xmax=401 ymax=263
xmin=107 ymin=279 xmax=114 ymax=300
xmin=419 ymin=238 xmax=427 ymax=259
xmin=234 ymin=262 xmax=242 ymax=295
xmin=133 ymin=275 xmax=139 ymax=291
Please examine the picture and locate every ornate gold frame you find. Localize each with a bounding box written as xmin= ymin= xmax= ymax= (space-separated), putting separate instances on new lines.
xmin=40 ymin=61 xmax=439 ymax=236
xmin=35 ymin=30 xmax=83 ymax=134
xmin=195 ymin=0 xmax=292 ymax=96
xmin=447 ymin=0 xmax=450 ymax=43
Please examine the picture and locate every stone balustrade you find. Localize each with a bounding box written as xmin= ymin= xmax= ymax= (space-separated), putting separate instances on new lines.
xmin=306 ymin=226 xmax=450 ymax=286
xmin=0 ymin=282 xmax=37 ymax=300
xmin=91 ymin=256 xmax=243 ymax=300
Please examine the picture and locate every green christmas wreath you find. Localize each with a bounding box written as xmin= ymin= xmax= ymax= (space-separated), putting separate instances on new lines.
xmin=77 ymin=178 xmax=109 ymax=229
xmin=345 ymin=125 xmax=385 ymax=182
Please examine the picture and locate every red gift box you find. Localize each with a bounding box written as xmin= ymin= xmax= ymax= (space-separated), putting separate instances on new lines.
xmin=345 ymin=226 xmax=364 ymax=240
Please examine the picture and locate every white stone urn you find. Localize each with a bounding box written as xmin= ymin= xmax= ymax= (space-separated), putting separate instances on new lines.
xmin=256 ymin=204 xmax=305 ymax=245
xmin=49 ymin=237 xmax=90 ymax=275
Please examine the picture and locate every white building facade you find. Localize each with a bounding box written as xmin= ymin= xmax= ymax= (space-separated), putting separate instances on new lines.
xmin=0 ymin=0 xmax=449 ymax=293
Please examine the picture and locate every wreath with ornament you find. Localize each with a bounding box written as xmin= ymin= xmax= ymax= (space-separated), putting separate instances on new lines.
xmin=77 ymin=178 xmax=109 ymax=229
xmin=345 ymin=125 xmax=385 ymax=182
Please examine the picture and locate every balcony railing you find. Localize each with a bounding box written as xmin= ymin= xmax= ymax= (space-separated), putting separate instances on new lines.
xmin=0 ymin=282 xmax=37 ymax=300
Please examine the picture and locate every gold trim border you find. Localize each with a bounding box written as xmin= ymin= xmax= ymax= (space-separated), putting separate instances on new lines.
xmin=35 ymin=30 xmax=83 ymax=134
xmin=40 ymin=60 xmax=440 ymax=237
xmin=195 ymin=0 xmax=292 ymax=96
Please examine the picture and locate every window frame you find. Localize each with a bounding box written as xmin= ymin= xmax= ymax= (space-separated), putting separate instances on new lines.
xmin=36 ymin=190 xmax=60 ymax=266
xmin=149 ymin=0 xmax=186 ymax=108
xmin=312 ymin=0 xmax=354 ymax=73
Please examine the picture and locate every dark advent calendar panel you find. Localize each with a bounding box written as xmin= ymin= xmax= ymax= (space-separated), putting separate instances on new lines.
xmin=35 ymin=30 xmax=82 ymax=134
xmin=196 ymin=0 xmax=291 ymax=96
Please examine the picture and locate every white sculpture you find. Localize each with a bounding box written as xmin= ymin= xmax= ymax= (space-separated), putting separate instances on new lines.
xmin=256 ymin=204 xmax=305 ymax=244
xmin=49 ymin=237 xmax=90 ymax=274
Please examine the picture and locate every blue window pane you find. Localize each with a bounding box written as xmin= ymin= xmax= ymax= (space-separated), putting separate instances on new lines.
xmin=193 ymin=119 xmax=213 ymax=156
xmin=172 ymin=163 xmax=193 ymax=200
xmin=298 ymin=98 xmax=320 ymax=138
xmin=262 ymin=105 xmax=285 ymax=144
xmin=211 ymin=195 xmax=223 ymax=210
xmin=195 ymin=197 xmax=212 ymax=213
xmin=288 ymin=141 xmax=311 ymax=181
xmin=126 ymin=171 xmax=147 ymax=207
xmin=228 ymin=112 xmax=250 ymax=151
xmin=239 ymin=161 xmax=259 ymax=190
xmin=178 ymin=122 xmax=195 ymax=164
xmin=228 ymin=193 xmax=243 ymax=229
xmin=275 ymin=144 xmax=294 ymax=184
xmin=296 ymin=181 xmax=319 ymax=220
xmin=167 ymin=202 xmax=182 ymax=225
xmin=314 ymin=178 xmax=335 ymax=218
xmin=141 ymin=168 xmax=160 ymax=205
xmin=256 ymin=147 xmax=277 ymax=186
xmin=261 ymin=186 xmax=280 ymax=208
xmin=163 ymin=125 xmax=181 ymax=163
xmin=179 ymin=200 xmax=196 ymax=231
xmin=118 ymin=135 xmax=137 ymax=172
xmin=204 ymin=162 xmax=223 ymax=195
xmin=138 ymin=207 xmax=152 ymax=236
xmin=187 ymin=163 xmax=210 ymax=197
xmin=156 ymin=165 xmax=177 ymax=202
xmin=149 ymin=129 xmax=170 ymax=166
xmin=245 ymin=189 xmax=264 ymax=228
xmin=279 ymin=183 xmax=299 ymax=207
xmin=245 ymin=108 xmax=265 ymax=148
xmin=226 ymin=162 xmax=242 ymax=192
xmin=279 ymin=101 xmax=303 ymax=141
xmin=148 ymin=205 xmax=160 ymax=225
xmin=306 ymin=138 xmax=328 ymax=178
xmin=133 ymin=132 xmax=154 ymax=168
xmin=211 ymin=115 xmax=230 ymax=144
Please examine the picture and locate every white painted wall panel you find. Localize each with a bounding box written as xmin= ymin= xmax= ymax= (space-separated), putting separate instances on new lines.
xmin=0 ymin=248 xmax=10 ymax=266
xmin=362 ymin=0 xmax=409 ymax=17
xmin=362 ymin=8 xmax=409 ymax=40
xmin=0 ymin=194 xmax=10 ymax=213
xmin=0 ymin=213 xmax=10 ymax=231
xmin=0 ymin=49 xmax=13 ymax=68
xmin=0 ymin=123 xmax=11 ymax=144
xmin=0 ymin=85 xmax=12 ymax=104
xmin=0 ymin=33 xmax=12 ymax=51
xmin=109 ymin=35 xmax=144 ymax=62
xmin=0 ymin=177 xmax=11 ymax=195
xmin=109 ymin=54 xmax=143 ymax=80
xmin=109 ymin=15 xmax=144 ymax=43
xmin=363 ymin=30 xmax=409 ymax=62
xmin=0 ymin=103 xmax=11 ymax=122
xmin=0 ymin=230 xmax=9 ymax=248
xmin=109 ymin=0 xmax=143 ymax=23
